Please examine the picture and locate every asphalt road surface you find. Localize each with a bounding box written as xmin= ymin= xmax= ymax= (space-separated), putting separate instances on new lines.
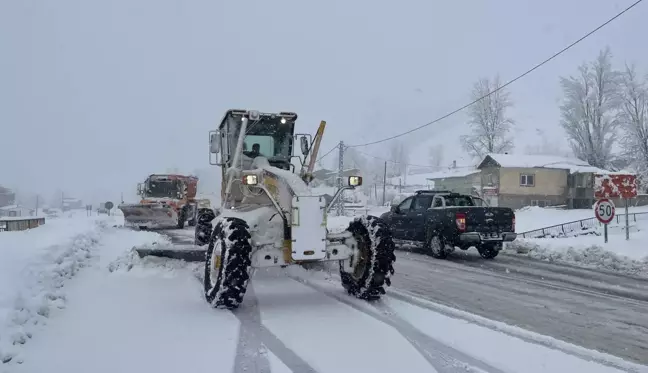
xmin=159 ymin=227 xmax=648 ymax=365
xmin=392 ymin=249 xmax=648 ymax=365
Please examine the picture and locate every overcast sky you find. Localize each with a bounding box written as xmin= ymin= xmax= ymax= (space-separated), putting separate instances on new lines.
xmin=1 ymin=0 xmax=646 ymax=205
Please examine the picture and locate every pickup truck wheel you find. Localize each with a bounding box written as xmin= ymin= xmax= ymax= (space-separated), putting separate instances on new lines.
xmin=477 ymin=243 xmax=501 ymax=259
xmin=425 ymin=233 xmax=448 ymax=259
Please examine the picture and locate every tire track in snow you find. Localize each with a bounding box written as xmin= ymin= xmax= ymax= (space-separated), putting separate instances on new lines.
xmin=229 ymin=283 xmax=318 ymax=373
xmin=232 ymin=283 xmax=273 ymax=373
xmin=287 ymin=274 xmax=505 ymax=373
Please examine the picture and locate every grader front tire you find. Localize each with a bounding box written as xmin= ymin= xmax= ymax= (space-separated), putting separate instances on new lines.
xmin=204 ymin=217 xmax=253 ymax=309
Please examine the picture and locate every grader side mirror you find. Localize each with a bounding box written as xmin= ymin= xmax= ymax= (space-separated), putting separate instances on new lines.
xmin=348 ymin=176 xmax=363 ymax=187
xmin=210 ymin=132 xmax=220 ymax=154
xmin=300 ymin=136 xmax=309 ymax=156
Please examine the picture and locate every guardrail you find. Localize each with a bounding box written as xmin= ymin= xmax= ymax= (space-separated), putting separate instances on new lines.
xmin=0 ymin=217 xmax=46 ymax=232
xmin=518 ymin=212 xmax=648 ymax=238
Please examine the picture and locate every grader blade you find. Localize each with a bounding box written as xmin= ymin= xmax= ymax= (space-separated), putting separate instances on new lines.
xmin=134 ymin=244 xmax=207 ymax=262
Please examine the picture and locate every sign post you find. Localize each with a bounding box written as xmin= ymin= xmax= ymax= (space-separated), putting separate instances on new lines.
xmin=594 ymin=198 xmax=615 ymax=243
xmin=105 ymin=201 xmax=114 ymax=216
xmin=594 ymin=173 xmax=637 ymax=241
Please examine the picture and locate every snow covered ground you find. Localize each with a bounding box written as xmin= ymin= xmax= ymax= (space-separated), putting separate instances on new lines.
xmin=514 ymin=205 xmax=648 ymax=233
xmin=0 ymin=212 xmax=165 ymax=365
xmin=507 ymin=226 xmax=648 ymax=275
xmin=0 ymin=211 xmax=646 ymax=372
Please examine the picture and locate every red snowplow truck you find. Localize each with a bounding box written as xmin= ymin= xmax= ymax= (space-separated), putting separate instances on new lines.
xmin=118 ymin=174 xmax=199 ymax=230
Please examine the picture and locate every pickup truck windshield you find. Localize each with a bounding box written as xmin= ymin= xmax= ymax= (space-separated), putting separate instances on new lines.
xmin=444 ymin=195 xmax=476 ymax=207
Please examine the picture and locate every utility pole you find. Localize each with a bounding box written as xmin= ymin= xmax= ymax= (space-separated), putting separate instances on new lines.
xmin=336 ymin=141 xmax=345 ymax=216
xmin=382 ymin=161 xmax=387 ymax=206
xmin=35 ymin=195 xmax=39 ymax=216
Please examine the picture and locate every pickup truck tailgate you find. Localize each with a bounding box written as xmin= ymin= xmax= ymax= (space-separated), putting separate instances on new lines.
xmin=447 ymin=207 xmax=515 ymax=233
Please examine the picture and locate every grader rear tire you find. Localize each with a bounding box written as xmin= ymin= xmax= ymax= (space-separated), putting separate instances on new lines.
xmin=340 ymin=216 xmax=396 ymax=301
xmin=204 ymin=217 xmax=253 ymax=309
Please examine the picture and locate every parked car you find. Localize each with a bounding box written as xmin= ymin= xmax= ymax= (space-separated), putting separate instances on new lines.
xmin=380 ymin=190 xmax=517 ymax=259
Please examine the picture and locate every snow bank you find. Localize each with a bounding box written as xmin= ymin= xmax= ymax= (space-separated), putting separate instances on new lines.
xmin=0 ymin=215 xmax=108 ymax=363
xmin=515 ymin=205 xmax=648 ymax=233
xmin=507 ymin=228 xmax=648 ymax=276
xmin=0 ymin=214 xmax=166 ymax=364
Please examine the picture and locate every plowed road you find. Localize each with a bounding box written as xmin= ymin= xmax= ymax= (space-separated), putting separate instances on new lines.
xmin=163 ymin=229 xmax=648 ymax=365
xmin=392 ymin=250 xmax=648 ymax=365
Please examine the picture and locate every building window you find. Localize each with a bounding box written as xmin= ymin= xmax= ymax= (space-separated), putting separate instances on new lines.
xmin=520 ymin=174 xmax=535 ymax=187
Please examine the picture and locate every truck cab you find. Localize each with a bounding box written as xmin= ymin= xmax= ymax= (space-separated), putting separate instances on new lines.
xmin=380 ymin=190 xmax=517 ymax=259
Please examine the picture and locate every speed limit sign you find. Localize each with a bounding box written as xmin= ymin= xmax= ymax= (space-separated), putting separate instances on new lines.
xmin=594 ymin=198 xmax=615 ymax=224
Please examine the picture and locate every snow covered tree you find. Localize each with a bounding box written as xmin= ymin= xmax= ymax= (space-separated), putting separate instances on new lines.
xmin=389 ymin=141 xmax=410 ymax=177
xmin=460 ymin=75 xmax=515 ymax=158
xmin=524 ymin=128 xmax=568 ymax=156
xmin=428 ymin=144 xmax=444 ymax=167
xmin=618 ymin=64 xmax=648 ymax=185
xmin=559 ymin=47 xmax=620 ymax=169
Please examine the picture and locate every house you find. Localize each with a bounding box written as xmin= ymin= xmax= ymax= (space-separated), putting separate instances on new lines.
xmin=62 ymin=197 xmax=83 ymax=211
xmin=386 ymin=173 xmax=435 ymax=192
xmin=312 ymin=168 xmax=362 ymax=187
xmin=0 ymin=204 xmax=34 ymax=218
xmin=0 ymin=186 xmax=15 ymax=208
xmin=477 ymin=153 xmax=617 ymax=209
xmin=425 ymin=167 xmax=481 ymax=196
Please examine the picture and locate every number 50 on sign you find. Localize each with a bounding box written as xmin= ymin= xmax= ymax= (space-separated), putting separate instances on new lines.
xmin=594 ymin=198 xmax=615 ymax=224
xmin=594 ymin=198 xmax=615 ymax=243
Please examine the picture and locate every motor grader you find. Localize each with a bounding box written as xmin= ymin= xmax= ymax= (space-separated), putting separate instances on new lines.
xmin=195 ymin=109 xmax=396 ymax=309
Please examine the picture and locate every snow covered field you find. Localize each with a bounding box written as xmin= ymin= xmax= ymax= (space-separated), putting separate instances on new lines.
xmin=0 ymin=212 xmax=165 ymax=365
xmin=514 ymin=205 xmax=648 ymax=233
xmin=1 ymin=212 xmax=646 ymax=372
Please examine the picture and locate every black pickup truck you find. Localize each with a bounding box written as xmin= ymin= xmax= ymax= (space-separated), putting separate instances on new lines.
xmin=380 ymin=190 xmax=517 ymax=259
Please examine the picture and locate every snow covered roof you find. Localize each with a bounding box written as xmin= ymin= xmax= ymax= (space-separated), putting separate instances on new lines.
xmin=387 ymin=168 xmax=479 ymax=186
xmin=424 ymin=168 xmax=480 ymax=180
xmin=478 ymin=153 xmax=626 ymax=174
xmin=0 ymin=204 xmax=19 ymax=210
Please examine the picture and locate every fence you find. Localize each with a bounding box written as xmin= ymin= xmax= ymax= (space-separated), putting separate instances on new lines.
xmin=518 ymin=212 xmax=648 ymax=239
xmin=0 ymin=217 xmax=46 ymax=232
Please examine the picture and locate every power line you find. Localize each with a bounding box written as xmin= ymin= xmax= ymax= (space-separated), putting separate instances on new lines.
xmin=352 ymin=148 xmax=476 ymax=170
xmin=316 ymin=144 xmax=339 ymax=163
xmin=347 ymin=0 xmax=644 ymax=148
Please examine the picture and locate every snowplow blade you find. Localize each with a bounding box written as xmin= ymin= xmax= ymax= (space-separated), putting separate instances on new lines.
xmin=134 ymin=245 xmax=206 ymax=262
xmin=118 ymin=203 xmax=178 ymax=229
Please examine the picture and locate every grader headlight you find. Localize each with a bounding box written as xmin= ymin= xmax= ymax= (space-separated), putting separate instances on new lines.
xmin=348 ymin=176 xmax=363 ymax=187
xmin=242 ymin=174 xmax=258 ymax=185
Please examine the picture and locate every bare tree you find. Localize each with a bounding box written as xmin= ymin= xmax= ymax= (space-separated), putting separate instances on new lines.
xmin=428 ymin=144 xmax=444 ymax=167
xmin=559 ymin=47 xmax=620 ymax=169
xmin=618 ymin=64 xmax=648 ymax=184
xmin=389 ymin=141 xmax=410 ymax=177
xmin=524 ymin=128 xmax=568 ymax=156
xmin=461 ymin=76 xmax=515 ymax=158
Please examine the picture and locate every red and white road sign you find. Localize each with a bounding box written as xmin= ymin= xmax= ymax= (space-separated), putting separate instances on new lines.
xmin=594 ymin=198 xmax=615 ymax=224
